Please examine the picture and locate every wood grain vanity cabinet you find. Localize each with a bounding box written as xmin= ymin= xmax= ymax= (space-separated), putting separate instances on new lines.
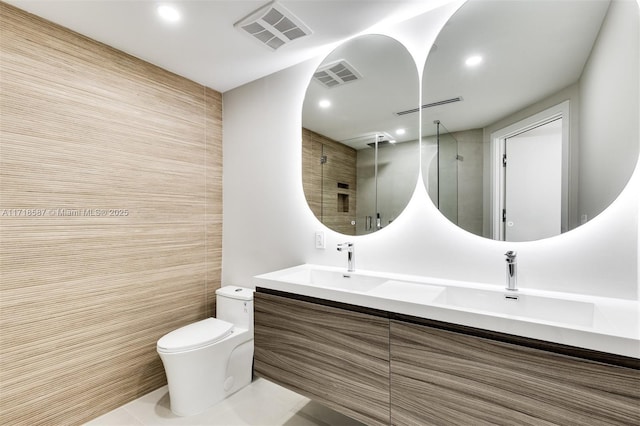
xmin=254 ymin=289 xmax=639 ymax=426
xmin=253 ymin=291 xmax=391 ymax=426
xmin=390 ymin=320 xmax=640 ymax=426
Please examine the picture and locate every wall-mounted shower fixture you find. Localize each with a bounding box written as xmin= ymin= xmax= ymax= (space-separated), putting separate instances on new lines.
xmin=234 ymin=1 xmax=312 ymax=50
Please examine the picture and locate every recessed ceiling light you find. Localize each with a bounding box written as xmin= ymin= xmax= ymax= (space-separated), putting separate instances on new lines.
xmin=395 ymin=128 xmax=406 ymax=135
xmin=465 ymin=55 xmax=483 ymax=67
xmin=318 ymin=99 xmax=331 ymax=109
xmin=157 ymin=4 xmax=181 ymax=23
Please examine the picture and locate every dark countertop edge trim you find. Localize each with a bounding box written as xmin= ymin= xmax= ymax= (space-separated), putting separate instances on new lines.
xmin=256 ymin=287 xmax=640 ymax=370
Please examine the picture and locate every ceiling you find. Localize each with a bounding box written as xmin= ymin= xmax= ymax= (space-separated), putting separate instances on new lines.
xmin=300 ymin=0 xmax=613 ymax=149
xmin=420 ymin=0 xmax=611 ymax=137
xmin=5 ymin=0 xmax=619 ymax=149
xmin=302 ymin=34 xmax=421 ymax=149
xmin=4 ymin=0 xmax=446 ymax=93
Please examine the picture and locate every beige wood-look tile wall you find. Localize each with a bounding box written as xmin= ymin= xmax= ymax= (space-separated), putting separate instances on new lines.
xmin=301 ymin=128 xmax=356 ymax=235
xmin=0 ymin=3 xmax=223 ymax=424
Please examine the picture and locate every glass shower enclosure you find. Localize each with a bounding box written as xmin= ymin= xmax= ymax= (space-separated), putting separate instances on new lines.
xmin=424 ymin=120 xmax=459 ymax=226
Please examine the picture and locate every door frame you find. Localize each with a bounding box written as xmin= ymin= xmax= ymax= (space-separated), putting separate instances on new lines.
xmin=489 ymin=101 xmax=570 ymax=240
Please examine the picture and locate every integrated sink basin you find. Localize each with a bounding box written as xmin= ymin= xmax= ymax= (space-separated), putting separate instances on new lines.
xmin=366 ymin=281 xmax=594 ymax=327
xmin=433 ymin=287 xmax=595 ymax=327
xmin=276 ymin=268 xmax=387 ymax=292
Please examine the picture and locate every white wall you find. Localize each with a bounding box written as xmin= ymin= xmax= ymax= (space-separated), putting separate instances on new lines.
xmin=579 ymin=0 xmax=640 ymax=224
xmin=223 ymin=1 xmax=639 ymax=300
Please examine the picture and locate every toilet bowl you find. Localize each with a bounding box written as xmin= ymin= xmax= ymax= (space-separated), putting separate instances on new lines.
xmin=157 ymin=286 xmax=254 ymax=416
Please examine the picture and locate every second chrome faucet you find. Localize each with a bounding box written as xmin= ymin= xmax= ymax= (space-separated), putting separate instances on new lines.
xmin=337 ymin=242 xmax=355 ymax=272
xmin=505 ymin=250 xmax=517 ymax=291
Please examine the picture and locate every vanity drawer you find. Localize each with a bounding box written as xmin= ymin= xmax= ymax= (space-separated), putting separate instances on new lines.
xmin=254 ymin=291 xmax=390 ymax=426
xmin=390 ymin=320 xmax=640 ymax=426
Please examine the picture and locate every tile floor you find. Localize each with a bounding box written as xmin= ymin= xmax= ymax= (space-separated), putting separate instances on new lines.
xmin=85 ymin=378 xmax=365 ymax=426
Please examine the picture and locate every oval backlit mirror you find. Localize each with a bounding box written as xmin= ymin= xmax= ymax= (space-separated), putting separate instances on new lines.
xmin=302 ymin=34 xmax=420 ymax=235
xmin=421 ymin=0 xmax=639 ymax=242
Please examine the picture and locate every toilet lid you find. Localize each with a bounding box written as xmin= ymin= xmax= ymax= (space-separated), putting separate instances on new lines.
xmin=157 ymin=318 xmax=233 ymax=353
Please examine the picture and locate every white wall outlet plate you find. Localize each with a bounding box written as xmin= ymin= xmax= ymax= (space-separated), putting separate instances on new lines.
xmin=315 ymin=231 xmax=325 ymax=249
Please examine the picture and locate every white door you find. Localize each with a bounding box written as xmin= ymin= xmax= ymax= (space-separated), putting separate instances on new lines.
xmin=504 ymin=118 xmax=562 ymax=241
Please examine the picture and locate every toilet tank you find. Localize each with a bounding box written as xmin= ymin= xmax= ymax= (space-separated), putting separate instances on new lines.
xmin=215 ymin=286 xmax=254 ymax=333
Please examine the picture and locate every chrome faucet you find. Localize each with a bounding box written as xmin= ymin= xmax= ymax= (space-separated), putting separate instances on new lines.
xmin=505 ymin=251 xmax=517 ymax=291
xmin=337 ymin=242 xmax=355 ymax=272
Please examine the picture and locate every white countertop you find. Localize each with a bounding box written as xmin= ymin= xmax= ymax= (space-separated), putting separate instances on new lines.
xmin=254 ymin=264 xmax=640 ymax=359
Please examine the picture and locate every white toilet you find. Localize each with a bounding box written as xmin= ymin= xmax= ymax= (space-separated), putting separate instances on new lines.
xmin=156 ymin=286 xmax=254 ymax=416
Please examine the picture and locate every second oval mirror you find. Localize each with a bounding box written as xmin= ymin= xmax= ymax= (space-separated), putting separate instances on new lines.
xmin=302 ymin=35 xmax=419 ymax=235
xmin=422 ymin=0 xmax=639 ymax=242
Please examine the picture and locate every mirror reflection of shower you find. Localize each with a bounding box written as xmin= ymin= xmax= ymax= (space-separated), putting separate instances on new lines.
xmin=301 ymin=34 xmax=420 ymax=236
xmin=359 ymin=132 xmax=394 ymax=233
xmin=426 ymin=120 xmax=460 ymax=226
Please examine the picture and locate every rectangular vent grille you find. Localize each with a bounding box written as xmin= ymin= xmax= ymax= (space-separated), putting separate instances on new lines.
xmin=395 ymin=96 xmax=463 ymax=116
xmin=235 ymin=1 xmax=312 ymax=50
xmin=313 ymin=60 xmax=361 ymax=88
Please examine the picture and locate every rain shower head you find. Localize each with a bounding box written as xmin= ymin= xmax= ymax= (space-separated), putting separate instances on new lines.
xmin=366 ymin=133 xmax=395 ymax=148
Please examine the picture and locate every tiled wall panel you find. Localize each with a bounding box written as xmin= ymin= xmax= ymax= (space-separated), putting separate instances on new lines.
xmin=301 ymin=128 xmax=356 ymax=235
xmin=0 ymin=3 xmax=223 ymax=424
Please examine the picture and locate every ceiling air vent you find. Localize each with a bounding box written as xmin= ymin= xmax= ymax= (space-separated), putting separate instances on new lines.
xmin=313 ymin=60 xmax=362 ymax=89
xmin=395 ymin=96 xmax=463 ymax=116
xmin=235 ymin=1 xmax=312 ymax=50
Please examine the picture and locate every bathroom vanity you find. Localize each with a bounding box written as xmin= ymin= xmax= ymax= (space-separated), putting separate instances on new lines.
xmin=253 ymin=265 xmax=640 ymax=425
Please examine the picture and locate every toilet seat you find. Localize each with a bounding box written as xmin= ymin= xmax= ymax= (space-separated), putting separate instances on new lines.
xmin=157 ymin=318 xmax=233 ymax=354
